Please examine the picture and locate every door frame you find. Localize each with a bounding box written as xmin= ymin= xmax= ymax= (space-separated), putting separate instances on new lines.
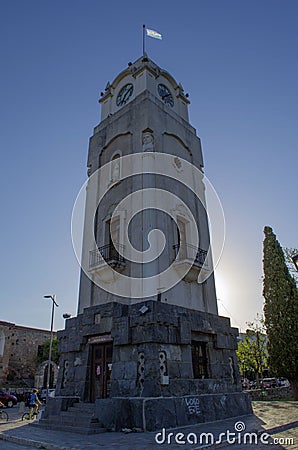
xmin=89 ymin=337 xmax=113 ymax=402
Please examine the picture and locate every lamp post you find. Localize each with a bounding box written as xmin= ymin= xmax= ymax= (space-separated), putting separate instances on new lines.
xmin=44 ymin=294 xmax=59 ymax=403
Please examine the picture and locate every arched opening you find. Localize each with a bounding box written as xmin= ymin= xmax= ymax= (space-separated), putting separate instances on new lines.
xmin=110 ymin=153 xmax=121 ymax=183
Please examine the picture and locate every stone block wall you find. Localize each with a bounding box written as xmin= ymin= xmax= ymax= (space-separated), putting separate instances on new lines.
xmin=57 ymin=300 xmax=242 ymax=401
xmin=246 ymin=386 xmax=293 ymax=401
xmin=0 ymin=321 xmax=53 ymax=387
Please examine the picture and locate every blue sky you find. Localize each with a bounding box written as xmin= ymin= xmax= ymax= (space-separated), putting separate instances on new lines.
xmin=0 ymin=0 xmax=297 ymax=331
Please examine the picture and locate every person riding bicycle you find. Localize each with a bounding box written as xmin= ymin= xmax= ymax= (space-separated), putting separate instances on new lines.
xmin=28 ymin=389 xmax=41 ymax=418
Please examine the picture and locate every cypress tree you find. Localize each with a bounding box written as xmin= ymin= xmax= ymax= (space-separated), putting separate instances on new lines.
xmin=263 ymin=226 xmax=298 ymax=399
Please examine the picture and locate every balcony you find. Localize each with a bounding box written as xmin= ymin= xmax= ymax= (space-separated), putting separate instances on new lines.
xmin=89 ymin=244 xmax=126 ymax=283
xmin=173 ymin=243 xmax=208 ymax=282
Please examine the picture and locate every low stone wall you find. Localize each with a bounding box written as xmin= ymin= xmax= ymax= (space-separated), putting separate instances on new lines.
xmin=245 ymin=386 xmax=293 ymax=401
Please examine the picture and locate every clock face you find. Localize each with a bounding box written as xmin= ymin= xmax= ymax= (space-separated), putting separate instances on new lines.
xmin=158 ymin=84 xmax=174 ymax=107
xmin=116 ymin=83 xmax=133 ymax=107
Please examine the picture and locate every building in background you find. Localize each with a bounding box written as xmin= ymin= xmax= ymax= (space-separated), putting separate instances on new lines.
xmin=0 ymin=321 xmax=58 ymax=389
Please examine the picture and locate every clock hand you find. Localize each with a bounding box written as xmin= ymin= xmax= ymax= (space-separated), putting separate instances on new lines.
xmin=123 ymin=88 xmax=132 ymax=103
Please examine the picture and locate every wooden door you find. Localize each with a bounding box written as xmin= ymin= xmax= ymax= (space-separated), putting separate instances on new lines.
xmin=90 ymin=342 xmax=113 ymax=401
xmin=108 ymin=217 xmax=120 ymax=260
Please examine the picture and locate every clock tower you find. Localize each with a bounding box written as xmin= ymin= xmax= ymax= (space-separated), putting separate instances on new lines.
xmin=42 ymin=54 xmax=252 ymax=433
xmin=77 ymin=53 xmax=219 ymax=316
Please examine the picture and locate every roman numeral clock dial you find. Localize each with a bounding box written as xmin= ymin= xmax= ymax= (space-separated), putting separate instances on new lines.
xmin=116 ymin=83 xmax=133 ymax=107
xmin=158 ymin=84 xmax=174 ymax=107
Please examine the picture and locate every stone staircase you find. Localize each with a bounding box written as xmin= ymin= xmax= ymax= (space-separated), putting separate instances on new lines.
xmin=35 ymin=402 xmax=107 ymax=434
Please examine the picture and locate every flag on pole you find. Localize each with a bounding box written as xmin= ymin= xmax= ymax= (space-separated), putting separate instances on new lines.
xmin=146 ymin=28 xmax=162 ymax=40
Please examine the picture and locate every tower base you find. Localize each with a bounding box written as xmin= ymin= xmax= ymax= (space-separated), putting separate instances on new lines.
xmin=93 ymin=392 xmax=251 ymax=431
xmin=46 ymin=300 xmax=252 ymax=431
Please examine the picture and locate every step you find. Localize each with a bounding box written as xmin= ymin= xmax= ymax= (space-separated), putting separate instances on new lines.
xmin=60 ymin=410 xmax=96 ymax=420
xmin=68 ymin=406 xmax=95 ymax=414
xmin=60 ymin=411 xmax=95 ymax=421
xmin=70 ymin=402 xmax=95 ymax=412
xmin=40 ymin=417 xmax=101 ymax=428
xmin=33 ymin=401 xmax=106 ymax=435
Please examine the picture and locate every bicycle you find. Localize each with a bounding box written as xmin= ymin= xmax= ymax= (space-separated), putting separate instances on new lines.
xmin=22 ymin=406 xmax=39 ymax=421
xmin=0 ymin=409 xmax=9 ymax=423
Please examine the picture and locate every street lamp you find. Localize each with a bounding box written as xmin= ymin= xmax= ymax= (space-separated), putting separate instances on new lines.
xmin=44 ymin=294 xmax=59 ymax=403
xmin=292 ymin=253 xmax=298 ymax=272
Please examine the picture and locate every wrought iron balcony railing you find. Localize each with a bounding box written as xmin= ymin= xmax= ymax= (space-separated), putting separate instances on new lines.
xmin=173 ymin=243 xmax=208 ymax=267
xmin=89 ymin=244 xmax=125 ymax=268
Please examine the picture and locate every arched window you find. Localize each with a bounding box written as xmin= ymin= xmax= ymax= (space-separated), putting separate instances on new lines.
xmin=177 ymin=216 xmax=188 ymax=259
xmin=110 ymin=153 xmax=121 ymax=183
xmin=102 ymin=210 xmax=126 ymax=265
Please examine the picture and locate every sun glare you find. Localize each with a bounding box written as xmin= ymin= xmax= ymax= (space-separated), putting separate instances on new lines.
xmin=215 ymin=271 xmax=229 ymax=303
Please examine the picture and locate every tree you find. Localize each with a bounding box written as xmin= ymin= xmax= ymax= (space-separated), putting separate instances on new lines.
xmin=263 ymin=226 xmax=298 ymax=399
xmin=237 ymin=315 xmax=267 ymax=387
xmin=37 ymin=337 xmax=59 ymax=365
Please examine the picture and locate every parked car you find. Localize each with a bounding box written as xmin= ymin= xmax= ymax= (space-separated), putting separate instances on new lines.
xmin=261 ymin=378 xmax=278 ymax=388
xmin=0 ymin=390 xmax=18 ymax=407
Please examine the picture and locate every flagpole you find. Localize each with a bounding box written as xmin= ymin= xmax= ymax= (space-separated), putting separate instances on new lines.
xmin=142 ymin=24 xmax=145 ymax=55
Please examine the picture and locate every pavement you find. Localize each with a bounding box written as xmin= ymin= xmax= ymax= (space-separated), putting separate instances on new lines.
xmin=0 ymin=401 xmax=297 ymax=450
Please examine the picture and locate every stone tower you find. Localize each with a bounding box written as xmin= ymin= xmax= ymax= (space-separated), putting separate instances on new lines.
xmin=45 ymin=55 xmax=251 ymax=432
xmin=77 ymin=53 xmax=218 ymax=316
